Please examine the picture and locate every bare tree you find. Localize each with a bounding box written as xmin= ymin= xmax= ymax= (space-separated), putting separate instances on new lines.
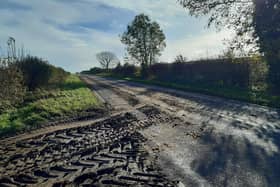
xmin=0 ymin=38 xmax=26 ymax=112
xmin=96 ymin=51 xmax=119 ymax=70
xmin=174 ymin=54 xmax=188 ymax=63
xmin=7 ymin=37 xmax=16 ymax=61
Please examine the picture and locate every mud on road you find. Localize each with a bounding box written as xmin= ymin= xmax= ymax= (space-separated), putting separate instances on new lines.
xmin=82 ymin=75 xmax=280 ymax=187
xmin=0 ymin=105 xmax=177 ymax=187
xmin=1 ymin=75 xmax=280 ymax=187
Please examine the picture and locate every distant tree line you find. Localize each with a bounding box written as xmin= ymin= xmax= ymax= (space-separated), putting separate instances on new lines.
xmin=113 ymin=63 xmax=137 ymax=77
xmin=84 ymin=56 xmax=266 ymax=91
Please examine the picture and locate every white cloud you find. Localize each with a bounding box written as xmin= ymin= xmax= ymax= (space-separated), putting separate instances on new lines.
xmin=161 ymin=29 xmax=234 ymax=62
xmin=93 ymin=0 xmax=188 ymax=30
xmin=0 ymin=0 xmax=125 ymax=72
xmin=0 ymin=0 xmax=232 ymax=72
xmin=93 ymin=0 xmax=186 ymax=17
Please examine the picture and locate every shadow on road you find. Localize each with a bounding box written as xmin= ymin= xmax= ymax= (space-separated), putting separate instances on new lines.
xmin=191 ymin=124 xmax=280 ymax=186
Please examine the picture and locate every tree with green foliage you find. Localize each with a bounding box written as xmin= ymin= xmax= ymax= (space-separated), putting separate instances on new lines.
xmin=254 ymin=0 xmax=280 ymax=92
xmin=96 ymin=51 xmax=119 ymax=71
xmin=121 ymin=14 xmax=166 ymax=67
xmin=178 ymin=0 xmax=280 ymax=92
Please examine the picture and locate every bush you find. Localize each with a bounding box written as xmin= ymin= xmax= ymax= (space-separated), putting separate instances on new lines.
xmin=0 ymin=75 xmax=102 ymax=136
xmin=17 ymin=56 xmax=68 ymax=90
xmin=149 ymin=59 xmax=251 ymax=89
xmin=81 ymin=67 xmax=104 ymax=74
xmin=49 ymin=67 xmax=69 ymax=85
xmin=113 ymin=63 xmax=137 ymax=77
xmin=17 ymin=56 xmax=52 ymax=90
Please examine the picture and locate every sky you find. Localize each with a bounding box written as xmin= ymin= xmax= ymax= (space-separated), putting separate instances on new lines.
xmin=0 ymin=0 xmax=233 ymax=72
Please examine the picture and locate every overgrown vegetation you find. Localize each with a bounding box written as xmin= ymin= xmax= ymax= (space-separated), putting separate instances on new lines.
xmin=0 ymin=55 xmax=69 ymax=113
xmin=0 ymin=74 xmax=101 ymax=137
xmin=0 ymin=62 xmax=26 ymax=111
xmin=0 ymin=50 xmax=102 ymax=137
xmin=17 ymin=56 xmax=68 ymax=90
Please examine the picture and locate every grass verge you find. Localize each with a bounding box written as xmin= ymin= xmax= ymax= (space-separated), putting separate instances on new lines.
xmin=0 ymin=75 xmax=103 ymax=137
xmin=96 ymin=73 xmax=280 ymax=108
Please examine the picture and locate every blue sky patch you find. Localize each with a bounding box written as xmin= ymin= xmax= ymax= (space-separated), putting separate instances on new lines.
xmin=0 ymin=0 xmax=230 ymax=72
xmin=0 ymin=0 xmax=31 ymax=11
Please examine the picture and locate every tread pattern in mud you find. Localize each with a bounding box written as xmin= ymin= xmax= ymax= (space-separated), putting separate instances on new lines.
xmin=0 ymin=110 xmax=175 ymax=187
xmin=138 ymin=105 xmax=172 ymax=124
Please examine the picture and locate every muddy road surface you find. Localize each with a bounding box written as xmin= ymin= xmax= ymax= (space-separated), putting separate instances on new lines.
xmin=82 ymin=75 xmax=280 ymax=187
xmin=0 ymin=107 xmax=177 ymax=187
xmin=1 ymin=75 xmax=280 ymax=187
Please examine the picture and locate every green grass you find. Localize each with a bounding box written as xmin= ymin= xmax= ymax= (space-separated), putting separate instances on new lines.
xmin=0 ymin=75 xmax=102 ymax=137
xmin=96 ymin=73 xmax=280 ymax=108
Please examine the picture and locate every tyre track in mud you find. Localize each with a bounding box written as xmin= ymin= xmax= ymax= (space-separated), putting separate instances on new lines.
xmin=0 ymin=74 xmax=178 ymax=187
xmin=82 ymin=75 xmax=280 ymax=187
xmin=85 ymin=76 xmax=280 ymax=126
xmin=3 ymin=74 xmax=279 ymax=187
xmin=85 ymin=75 xmax=280 ymax=145
xmin=0 ymin=75 xmax=179 ymax=186
xmin=0 ymin=106 xmax=177 ymax=187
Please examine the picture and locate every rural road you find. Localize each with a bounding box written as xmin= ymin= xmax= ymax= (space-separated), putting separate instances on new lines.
xmin=0 ymin=75 xmax=280 ymax=187
xmin=82 ymin=75 xmax=280 ymax=187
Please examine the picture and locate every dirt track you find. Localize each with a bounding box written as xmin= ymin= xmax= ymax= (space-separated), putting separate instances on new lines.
xmin=1 ymin=75 xmax=280 ymax=187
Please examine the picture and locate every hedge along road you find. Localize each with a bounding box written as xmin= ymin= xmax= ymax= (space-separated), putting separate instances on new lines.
xmin=82 ymin=75 xmax=280 ymax=187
